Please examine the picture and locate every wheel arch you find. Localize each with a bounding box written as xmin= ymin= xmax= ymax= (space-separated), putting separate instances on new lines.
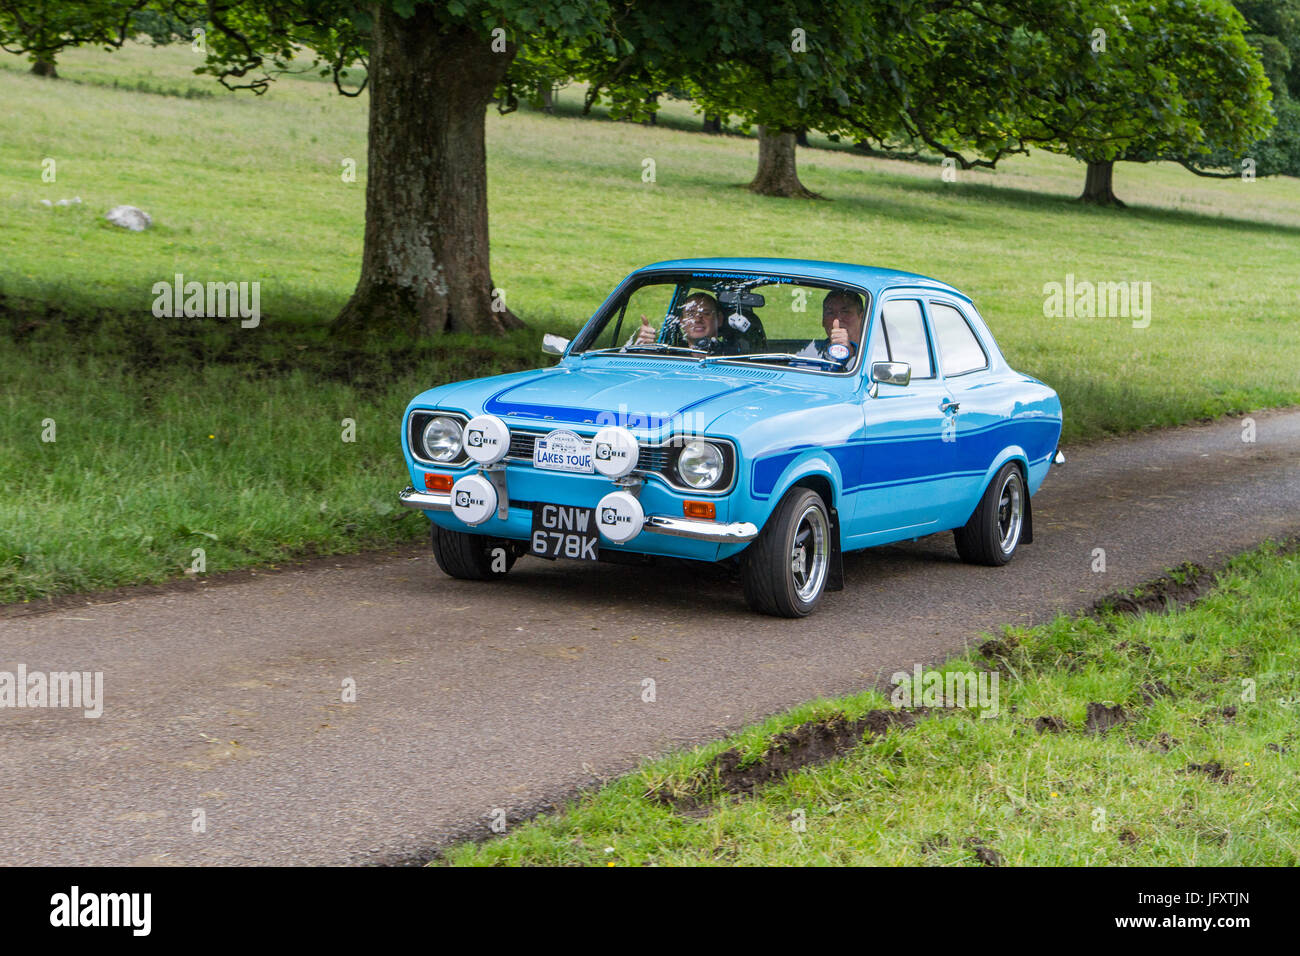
xmin=966 ymin=447 xmax=1033 ymax=544
xmin=767 ymin=467 xmax=845 ymax=591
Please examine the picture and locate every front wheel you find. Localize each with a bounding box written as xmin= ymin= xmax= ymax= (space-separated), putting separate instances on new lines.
xmin=742 ymin=487 xmax=832 ymax=617
xmin=954 ymin=462 xmax=1025 ymax=566
xmin=430 ymin=525 xmax=517 ymax=581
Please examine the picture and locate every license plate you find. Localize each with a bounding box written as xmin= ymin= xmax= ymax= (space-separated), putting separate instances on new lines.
xmin=530 ymin=504 xmax=599 ymax=561
xmin=533 ymin=429 xmax=594 ymax=473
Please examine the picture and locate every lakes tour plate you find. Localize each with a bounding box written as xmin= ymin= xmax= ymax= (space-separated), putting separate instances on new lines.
xmin=533 ymin=428 xmax=595 ymax=474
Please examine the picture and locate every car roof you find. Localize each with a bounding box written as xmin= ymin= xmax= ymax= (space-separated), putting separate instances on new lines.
xmin=632 ymin=257 xmax=971 ymax=302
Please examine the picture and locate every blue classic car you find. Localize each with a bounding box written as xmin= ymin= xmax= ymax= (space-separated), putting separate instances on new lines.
xmin=398 ymin=258 xmax=1063 ymax=616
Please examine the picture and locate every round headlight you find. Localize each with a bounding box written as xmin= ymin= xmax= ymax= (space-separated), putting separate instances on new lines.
xmin=421 ymin=416 xmax=463 ymax=462
xmin=677 ymin=440 xmax=724 ymax=489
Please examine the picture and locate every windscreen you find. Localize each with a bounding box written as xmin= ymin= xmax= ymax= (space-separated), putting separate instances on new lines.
xmin=572 ymin=272 xmax=870 ymax=373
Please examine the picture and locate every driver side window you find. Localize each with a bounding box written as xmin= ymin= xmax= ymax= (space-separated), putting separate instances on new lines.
xmin=609 ymin=285 xmax=678 ymax=347
xmin=879 ymin=299 xmax=934 ymax=379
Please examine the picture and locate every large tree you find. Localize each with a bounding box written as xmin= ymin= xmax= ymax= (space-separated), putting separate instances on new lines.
xmin=1005 ymin=0 xmax=1275 ymax=204
xmin=0 ymin=0 xmax=148 ymax=76
xmin=177 ymin=0 xmax=577 ymax=337
xmin=178 ymin=0 xmax=929 ymax=333
xmin=1176 ymin=0 xmax=1300 ymax=178
xmin=584 ymin=1 xmax=1092 ymax=198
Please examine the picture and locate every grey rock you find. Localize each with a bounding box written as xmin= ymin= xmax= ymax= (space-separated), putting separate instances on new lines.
xmin=105 ymin=205 xmax=152 ymax=231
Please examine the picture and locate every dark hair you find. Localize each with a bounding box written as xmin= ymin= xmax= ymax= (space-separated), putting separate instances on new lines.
xmin=681 ymin=291 xmax=721 ymax=314
xmin=823 ymin=289 xmax=864 ymax=314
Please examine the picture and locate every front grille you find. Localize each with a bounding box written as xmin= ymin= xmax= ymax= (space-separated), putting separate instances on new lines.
xmin=506 ymin=430 xmax=676 ymax=473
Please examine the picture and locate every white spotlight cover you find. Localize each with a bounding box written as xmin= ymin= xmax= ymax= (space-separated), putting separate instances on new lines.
xmin=591 ymin=426 xmax=639 ymax=479
xmin=449 ymin=474 xmax=498 ymax=526
xmin=595 ymin=491 xmax=644 ymax=543
xmin=462 ymin=415 xmax=511 ymax=464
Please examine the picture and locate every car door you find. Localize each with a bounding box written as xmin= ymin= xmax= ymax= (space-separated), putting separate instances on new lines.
xmin=927 ymin=297 xmax=998 ymax=528
xmin=848 ymin=295 xmax=957 ymax=540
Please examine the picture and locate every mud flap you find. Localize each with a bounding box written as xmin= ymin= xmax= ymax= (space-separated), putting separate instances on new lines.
xmin=1023 ymin=489 xmax=1034 ymax=544
xmin=827 ymin=504 xmax=845 ymax=591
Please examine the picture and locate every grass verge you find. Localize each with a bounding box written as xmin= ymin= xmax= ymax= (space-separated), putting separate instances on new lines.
xmin=441 ymin=540 xmax=1300 ymax=865
xmin=0 ymin=301 xmax=562 ymax=603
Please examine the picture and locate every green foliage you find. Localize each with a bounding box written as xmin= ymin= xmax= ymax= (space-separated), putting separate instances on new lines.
xmin=1013 ymin=0 xmax=1276 ymax=168
xmin=129 ymin=8 xmax=206 ymax=47
xmin=1237 ymin=0 xmax=1300 ymax=94
xmin=0 ymin=0 xmax=148 ymax=66
xmin=1191 ymin=95 xmax=1300 ymax=176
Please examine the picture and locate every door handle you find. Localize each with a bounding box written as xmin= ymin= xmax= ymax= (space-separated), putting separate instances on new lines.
xmin=940 ymin=399 xmax=960 ymax=413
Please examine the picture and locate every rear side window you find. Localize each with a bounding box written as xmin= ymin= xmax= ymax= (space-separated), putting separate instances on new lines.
xmin=930 ymin=302 xmax=987 ymax=376
xmin=879 ymin=299 xmax=934 ymax=378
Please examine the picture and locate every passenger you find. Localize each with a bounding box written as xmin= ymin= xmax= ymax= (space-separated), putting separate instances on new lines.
xmin=798 ymin=289 xmax=865 ymax=365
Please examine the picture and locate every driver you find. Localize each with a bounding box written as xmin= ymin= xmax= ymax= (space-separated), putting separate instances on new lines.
xmin=634 ymin=292 xmax=727 ymax=351
xmin=797 ymin=289 xmax=865 ymax=366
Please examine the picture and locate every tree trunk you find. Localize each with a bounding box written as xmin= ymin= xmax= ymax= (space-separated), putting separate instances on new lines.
xmin=333 ymin=6 xmax=523 ymax=340
xmin=748 ymin=126 xmax=819 ymax=198
xmin=31 ymin=56 xmax=58 ymax=78
xmin=540 ymin=84 xmax=554 ymax=114
xmin=1079 ymin=159 xmax=1125 ymax=207
xmin=794 ymin=127 xmax=809 ymax=147
xmin=702 ymin=113 xmax=722 ymax=134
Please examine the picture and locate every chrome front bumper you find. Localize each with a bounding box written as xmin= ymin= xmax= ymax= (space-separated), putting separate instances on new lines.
xmin=399 ymin=487 xmax=452 ymax=511
xmin=398 ymin=486 xmax=758 ymax=544
xmin=642 ymin=514 xmax=758 ymax=542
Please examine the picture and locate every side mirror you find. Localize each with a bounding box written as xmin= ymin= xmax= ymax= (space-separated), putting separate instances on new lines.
xmin=871 ymin=361 xmax=911 ymax=387
xmin=542 ymin=333 xmax=570 ymax=356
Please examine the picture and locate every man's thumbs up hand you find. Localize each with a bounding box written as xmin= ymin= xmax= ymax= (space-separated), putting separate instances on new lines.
xmin=829 ymin=318 xmax=849 ymax=347
xmin=635 ymin=314 xmax=656 ymax=345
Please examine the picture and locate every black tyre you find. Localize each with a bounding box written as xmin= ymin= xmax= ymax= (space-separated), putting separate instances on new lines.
xmin=954 ymin=462 xmax=1025 ymax=566
xmin=742 ymin=487 xmax=832 ymax=617
xmin=431 ymin=526 xmax=517 ymax=581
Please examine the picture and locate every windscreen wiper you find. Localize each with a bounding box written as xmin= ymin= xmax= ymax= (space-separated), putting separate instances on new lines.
xmin=582 ymin=343 xmax=708 ymax=358
xmin=700 ymin=352 xmax=845 ymax=369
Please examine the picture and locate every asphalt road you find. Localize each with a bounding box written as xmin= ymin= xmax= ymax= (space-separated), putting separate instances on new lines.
xmin=2 ymin=409 xmax=1298 ymax=866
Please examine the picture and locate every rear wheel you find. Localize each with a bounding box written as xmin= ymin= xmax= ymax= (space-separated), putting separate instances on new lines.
xmin=742 ymin=487 xmax=831 ymax=617
xmin=954 ymin=462 xmax=1025 ymax=566
xmin=430 ymin=525 xmax=517 ymax=581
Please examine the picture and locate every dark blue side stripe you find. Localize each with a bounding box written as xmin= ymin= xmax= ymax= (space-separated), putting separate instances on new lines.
xmin=750 ymin=418 xmax=1060 ymax=498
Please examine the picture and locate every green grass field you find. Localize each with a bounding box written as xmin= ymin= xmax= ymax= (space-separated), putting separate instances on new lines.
xmin=2 ymin=41 xmax=1299 ymax=602
xmin=444 ymin=542 xmax=1300 ymax=866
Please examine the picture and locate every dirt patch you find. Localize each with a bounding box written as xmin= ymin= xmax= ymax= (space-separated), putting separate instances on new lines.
xmin=1093 ymin=538 xmax=1300 ymax=620
xmin=978 ymin=636 xmax=1020 ymax=660
xmin=655 ymin=709 xmax=925 ymax=810
xmin=1195 ymin=706 xmax=1237 ymax=725
xmin=1142 ymin=732 xmax=1182 ymax=753
xmin=1119 ymin=828 xmax=1140 ymax=846
xmin=965 ymin=837 xmax=1003 ymax=866
xmin=1085 ymin=702 xmax=1130 ymax=735
xmin=1139 ymin=681 xmax=1173 ymax=703
xmin=920 ymin=834 xmax=949 ymax=854
xmin=1093 ymin=563 xmax=1213 ymax=616
xmin=1183 ymin=761 xmax=1234 ymax=783
xmin=1117 ymin=641 xmax=1154 ymax=656
xmin=1034 ymin=715 xmax=1066 ymax=734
